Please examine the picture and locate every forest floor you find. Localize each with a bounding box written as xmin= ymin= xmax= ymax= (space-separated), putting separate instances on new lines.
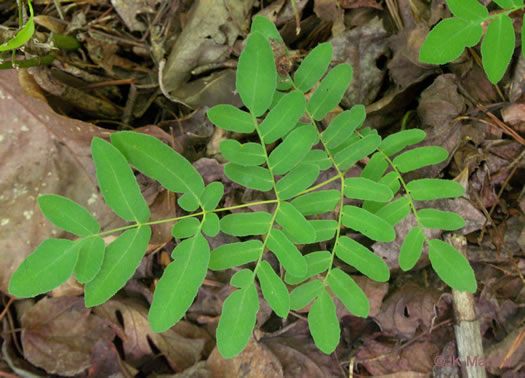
xmin=0 ymin=0 xmax=524 ymax=377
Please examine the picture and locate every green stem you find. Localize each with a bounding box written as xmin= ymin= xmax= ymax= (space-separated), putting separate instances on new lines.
xmin=0 ymin=53 xmax=55 ymax=69
xmin=483 ymin=5 xmax=525 ymax=21
xmin=305 ymin=116 xmax=345 ymax=283
xmin=285 ymin=75 xmax=346 ymax=284
xmin=82 ymin=174 xmax=340 ymax=241
xmin=250 ymin=112 xmax=281 ymax=278
xmin=357 ymin=132 xmax=432 ymax=246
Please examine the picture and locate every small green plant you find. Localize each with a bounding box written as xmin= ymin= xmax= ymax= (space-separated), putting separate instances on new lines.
xmin=0 ymin=0 xmax=35 ymax=53
xmin=0 ymin=0 xmax=78 ymax=69
xmin=419 ymin=0 xmax=525 ymax=84
xmin=9 ymin=16 xmax=476 ymax=358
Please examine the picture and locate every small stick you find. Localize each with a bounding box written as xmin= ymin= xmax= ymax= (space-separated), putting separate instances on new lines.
xmin=447 ymin=234 xmax=486 ymax=378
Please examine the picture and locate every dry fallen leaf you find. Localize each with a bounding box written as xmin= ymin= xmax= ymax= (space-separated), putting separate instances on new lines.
xmin=0 ymin=70 xmax=122 ymax=294
xmin=356 ymin=338 xmax=442 ymax=376
xmin=264 ymin=335 xmax=343 ymax=377
xmin=21 ymin=296 xmax=115 ymax=376
xmin=162 ymin=0 xmax=255 ymax=92
xmin=94 ymin=297 xmax=209 ymax=371
xmin=374 ymin=284 xmax=441 ymax=339
xmin=207 ymin=337 xmax=283 ymax=377
xmin=331 ymin=17 xmax=389 ymax=107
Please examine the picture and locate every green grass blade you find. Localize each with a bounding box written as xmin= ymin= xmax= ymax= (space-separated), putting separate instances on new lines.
xmin=276 ymin=164 xmax=320 ymax=200
xmin=481 ymin=14 xmax=515 ymax=84
xmin=268 ymin=123 xmax=317 ymax=175
xmin=419 ymin=208 xmax=466 ymax=230
xmin=84 ymin=226 xmax=151 ymax=307
xmin=8 ymin=239 xmax=78 ymax=297
xmin=407 ymin=178 xmax=465 ymax=200
xmin=276 ymin=201 xmax=316 ymax=244
xmin=259 ymin=90 xmax=306 ymax=143
xmin=220 ymin=211 xmax=273 ymax=236
xmin=285 ymin=251 xmax=331 ymax=285
xmin=428 ymin=239 xmax=477 ymax=292
xmin=290 ymin=279 xmax=323 ymax=310
xmin=257 ymin=260 xmax=290 ymax=318
xmin=207 ymin=105 xmax=255 ymax=133
xmin=216 ymin=283 xmax=259 ymax=358
xmin=308 ymin=290 xmax=340 ymax=354
xmin=379 ymin=129 xmax=427 ymax=156
xmin=236 ymin=32 xmax=277 ymax=116
xmin=290 ymin=190 xmax=340 ymax=216
xmin=73 ymin=237 xmax=105 ymax=284
xmin=0 ymin=0 xmax=34 ymax=51
xmin=344 ymin=177 xmax=394 ymax=202
xmin=267 ymin=228 xmax=308 ymax=277
xmin=220 ymin=140 xmax=266 ymax=166
xmin=37 ymin=194 xmax=100 ymax=236
xmin=149 ymin=232 xmax=210 ymax=332
xmin=336 ymin=236 xmax=390 ymax=282
xmin=342 ymin=205 xmax=396 ymax=242
xmin=307 ymin=64 xmax=353 ymax=121
xmin=110 ymin=132 xmax=204 ymax=206
xmin=224 ymin=163 xmax=274 ymax=192
xmin=209 ymin=240 xmax=262 ymax=270
xmin=321 ymin=105 xmax=366 ymax=149
xmin=334 ymin=134 xmax=382 ymax=170
xmin=328 ymin=268 xmax=369 ymax=317
xmin=91 ymin=137 xmax=150 ymax=223
xmin=294 ymin=42 xmax=333 ymax=92
xmin=393 ymin=146 xmax=448 ymax=173
xmin=399 ymin=227 xmax=424 ymax=271
xmin=200 ymin=182 xmax=224 ymax=211
xmin=419 ymin=18 xmax=483 ymax=64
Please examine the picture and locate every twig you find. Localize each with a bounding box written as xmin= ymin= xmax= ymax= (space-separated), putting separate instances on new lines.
xmin=475 ymin=103 xmax=525 ymax=146
xmin=447 ymin=234 xmax=486 ymax=378
xmin=0 ymin=296 xmax=15 ymax=322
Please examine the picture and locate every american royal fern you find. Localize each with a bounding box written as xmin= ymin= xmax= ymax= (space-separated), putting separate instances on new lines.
xmin=8 ymin=16 xmax=476 ymax=358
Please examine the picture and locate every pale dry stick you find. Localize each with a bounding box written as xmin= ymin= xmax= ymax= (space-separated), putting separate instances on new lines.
xmin=0 ymin=296 xmax=15 ymax=322
xmin=447 ymin=234 xmax=486 ymax=378
xmin=475 ymin=103 xmax=525 ymax=146
xmin=224 ymin=0 xmax=247 ymax=37
xmin=290 ymin=0 xmax=301 ymax=35
xmin=385 ymin=0 xmax=403 ymax=31
xmin=456 ymin=81 xmax=523 ymax=145
xmin=500 ymin=326 xmax=525 ymax=370
xmin=52 ymin=0 xmax=64 ymax=20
